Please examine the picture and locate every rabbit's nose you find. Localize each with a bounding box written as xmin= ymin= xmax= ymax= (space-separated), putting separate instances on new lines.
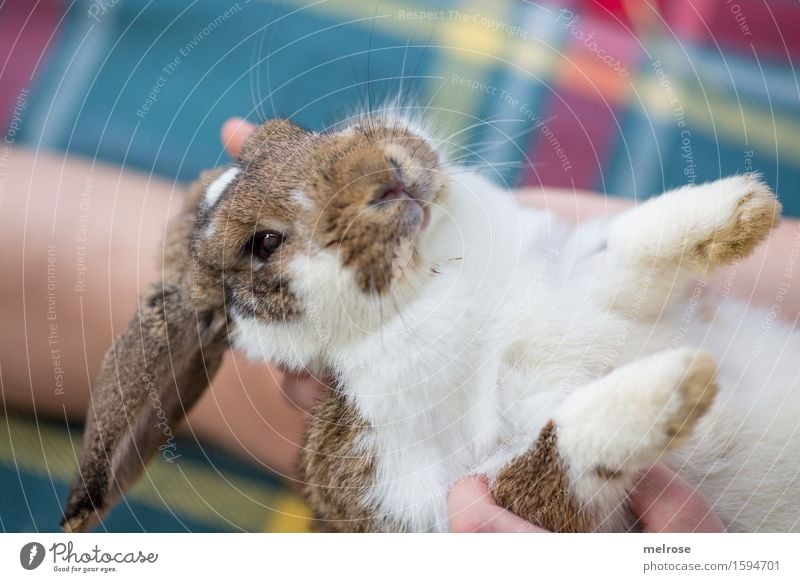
xmin=370 ymin=156 xmax=417 ymax=206
xmin=371 ymin=179 xmax=415 ymax=206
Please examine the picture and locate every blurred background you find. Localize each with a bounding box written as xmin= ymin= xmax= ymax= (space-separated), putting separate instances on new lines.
xmin=2 ymin=0 xmax=799 ymax=532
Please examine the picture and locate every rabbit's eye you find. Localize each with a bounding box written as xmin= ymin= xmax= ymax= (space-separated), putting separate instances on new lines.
xmin=252 ymin=231 xmax=284 ymax=261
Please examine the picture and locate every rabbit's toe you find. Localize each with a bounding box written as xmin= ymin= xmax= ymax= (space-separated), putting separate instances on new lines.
xmin=692 ymin=174 xmax=780 ymax=268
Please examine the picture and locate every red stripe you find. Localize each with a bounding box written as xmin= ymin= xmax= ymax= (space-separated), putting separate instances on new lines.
xmin=520 ymin=88 xmax=617 ymax=190
xmin=582 ymin=0 xmax=631 ymax=26
xmin=0 ymin=0 xmax=63 ymax=132
xmin=663 ymin=0 xmax=800 ymax=61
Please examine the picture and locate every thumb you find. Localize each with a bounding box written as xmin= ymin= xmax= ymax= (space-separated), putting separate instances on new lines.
xmin=630 ymin=464 xmax=725 ymax=532
xmin=448 ymin=476 xmax=547 ymax=533
xmin=221 ymin=117 xmax=256 ymax=159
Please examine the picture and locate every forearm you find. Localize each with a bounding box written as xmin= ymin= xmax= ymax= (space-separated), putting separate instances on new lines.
xmin=517 ymin=187 xmax=800 ymax=321
xmin=0 ymin=147 xmax=178 ymax=417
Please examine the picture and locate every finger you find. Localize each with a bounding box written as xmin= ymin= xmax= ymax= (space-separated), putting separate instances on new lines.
xmin=221 ymin=117 xmax=256 ymax=158
xmin=448 ymin=476 xmax=547 ymax=533
xmin=630 ymin=463 xmax=725 ymax=532
xmin=279 ymin=370 xmax=330 ymax=414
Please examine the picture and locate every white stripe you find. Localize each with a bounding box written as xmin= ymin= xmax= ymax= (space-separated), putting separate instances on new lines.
xmin=205 ymin=167 xmax=240 ymax=206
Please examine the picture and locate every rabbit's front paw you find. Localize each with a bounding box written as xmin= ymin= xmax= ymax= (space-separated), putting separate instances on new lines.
xmin=608 ymin=174 xmax=780 ymax=272
xmin=690 ymin=174 xmax=781 ymax=268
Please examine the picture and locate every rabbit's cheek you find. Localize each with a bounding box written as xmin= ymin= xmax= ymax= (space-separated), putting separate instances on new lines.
xmin=225 ymin=269 xmax=304 ymax=323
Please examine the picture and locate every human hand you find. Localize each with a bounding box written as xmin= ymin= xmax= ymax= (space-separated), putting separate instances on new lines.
xmin=448 ymin=463 xmax=725 ymax=533
xmin=628 ymin=463 xmax=724 ymax=532
xmin=221 ymin=116 xmax=256 ymax=158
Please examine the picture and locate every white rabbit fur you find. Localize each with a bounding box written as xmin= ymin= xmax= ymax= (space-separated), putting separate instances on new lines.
xmin=234 ymin=165 xmax=800 ymax=532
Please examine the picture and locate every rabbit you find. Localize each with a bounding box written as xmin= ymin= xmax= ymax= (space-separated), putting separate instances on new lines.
xmin=62 ymin=113 xmax=800 ymax=533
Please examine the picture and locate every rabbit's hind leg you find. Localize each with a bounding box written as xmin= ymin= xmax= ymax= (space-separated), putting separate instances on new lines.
xmin=490 ymin=348 xmax=718 ymax=532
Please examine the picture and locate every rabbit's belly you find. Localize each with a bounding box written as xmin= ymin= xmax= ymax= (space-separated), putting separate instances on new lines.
xmin=368 ymin=454 xmax=456 ymax=532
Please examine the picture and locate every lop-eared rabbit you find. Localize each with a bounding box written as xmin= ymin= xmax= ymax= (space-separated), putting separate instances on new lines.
xmin=63 ymin=115 xmax=799 ymax=533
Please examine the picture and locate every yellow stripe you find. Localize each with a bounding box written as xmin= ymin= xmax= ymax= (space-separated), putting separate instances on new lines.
xmin=682 ymin=88 xmax=800 ymax=166
xmin=635 ymin=75 xmax=800 ymax=165
xmin=507 ymin=38 xmax=558 ymax=81
xmin=279 ymin=0 xmax=516 ymax=71
xmin=438 ymin=0 xmax=509 ymax=65
xmin=280 ymin=0 xmax=516 ymax=39
xmin=0 ymin=414 xmax=310 ymax=532
xmin=265 ymin=494 xmax=315 ymax=533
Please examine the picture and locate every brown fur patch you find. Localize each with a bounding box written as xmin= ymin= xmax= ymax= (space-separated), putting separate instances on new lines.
xmin=694 ymin=177 xmax=781 ymax=269
xmin=491 ymin=421 xmax=599 ymax=533
xmin=664 ymin=352 xmax=718 ymax=445
xmin=594 ymin=466 xmax=625 ymax=480
xmin=299 ymin=390 xmax=404 ymax=532
xmin=306 ymin=123 xmax=444 ymax=294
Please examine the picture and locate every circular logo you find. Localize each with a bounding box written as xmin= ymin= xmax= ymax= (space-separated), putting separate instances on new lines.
xmin=19 ymin=542 xmax=46 ymax=570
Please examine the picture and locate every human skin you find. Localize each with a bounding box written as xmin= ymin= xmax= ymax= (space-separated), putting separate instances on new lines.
xmin=1 ymin=116 xmax=795 ymax=531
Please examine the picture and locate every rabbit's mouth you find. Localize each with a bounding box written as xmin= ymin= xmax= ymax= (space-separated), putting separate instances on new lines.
xmin=369 ymin=167 xmax=435 ymax=234
xmin=372 ymin=186 xmax=430 ymax=231
xmin=373 ymin=181 xmax=415 ymax=205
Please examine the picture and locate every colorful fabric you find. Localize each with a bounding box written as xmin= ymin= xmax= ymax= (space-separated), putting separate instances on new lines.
xmin=3 ymin=0 xmax=799 ymax=214
xmin=0 ymin=413 xmax=312 ymax=532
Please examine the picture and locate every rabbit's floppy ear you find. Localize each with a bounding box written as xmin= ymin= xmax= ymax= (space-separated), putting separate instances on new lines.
xmin=237 ymin=118 xmax=309 ymax=166
xmin=62 ymin=171 xmax=230 ymax=532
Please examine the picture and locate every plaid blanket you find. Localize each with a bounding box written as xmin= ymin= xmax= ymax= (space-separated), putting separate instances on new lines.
xmin=0 ymin=413 xmax=311 ymax=532
xmin=3 ymin=0 xmax=799 ymax=214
